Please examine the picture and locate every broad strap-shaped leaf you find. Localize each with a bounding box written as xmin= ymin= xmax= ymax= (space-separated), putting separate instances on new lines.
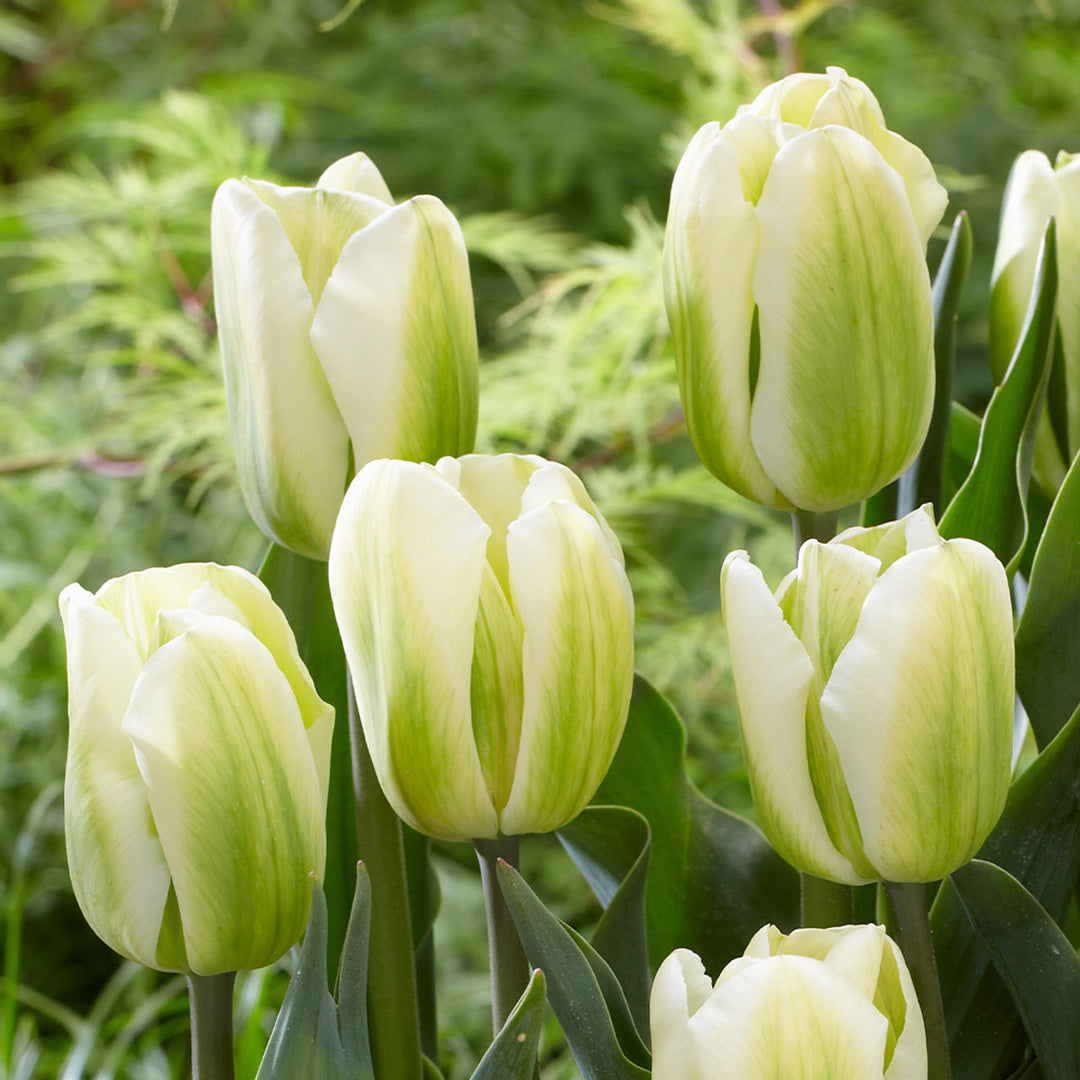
xmin=470 ymin=969 xmax=546 ymax=1080
xmin=594 ymin=675 xmax=799 ymax=972
xmin=940 ymin=221 xmax=1058 ymax=573
xmin=1015 ymin=452 xmax=1080 ymax=748
xmin=951 ymin=860 xmax=1080 ymax=1080
xmin=943 ymin=402 xmax=983 ymax=508
xmin=497 ymin=862 xmax=651 ymax=1080
xmin=557 ymin=806 xmax=651 ymax=1036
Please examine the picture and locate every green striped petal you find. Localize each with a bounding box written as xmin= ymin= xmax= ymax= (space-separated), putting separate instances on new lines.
xmin=720 ymin=552 xmax=865 ymax=883
xmin=650 ymin=949 xmax=711 ymax=1080
xmin=821 ymin=539 xmax=1014 ymax=881
xmin=750 ymin=125 xmax=934 ymax=512
xmin=317 ymin=151 xmax=394 ymax=204
xmin=329 ymin=460 xmax=498 ymax=841
xmin=499 ymin=499 xmax=634 ymax=836
xmin=311 ymin=195 xmax=479 ymax=471
xmin=211 ymin=179 xmax=350 ymax=559
xmin=123 ymin=612 xmax=325 ymax=975
xmin=59 ymin=585 xmax=172 ymax=969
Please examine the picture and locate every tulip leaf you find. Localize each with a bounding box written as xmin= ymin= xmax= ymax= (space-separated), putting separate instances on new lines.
xmin=557 ymin=805 xmax=651 ymax=1035
xmin=932 ymin=701 xmax=1080 ymax=1080
xmin=951 ymin=860 xmax=1080 ymax=1080
xmin=593 ymin=675 xmax=799 ymax=973
xmin=939 ymin=220 xmax=1058 ymax=574
xmin=943 ymin=401 xmax=983 ymax=508
xmin=1015 ymin=452 xmax=1080 ymax=748
xmin=470 ymin=969 xmax=546 ymax=1080
xmin=256 ymin=869 xmax=375 ymax=1080
xmin=497 ymin=862 xmax=651 ymax=1080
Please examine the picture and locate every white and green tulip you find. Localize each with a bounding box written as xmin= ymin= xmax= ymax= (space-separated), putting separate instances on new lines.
xmin=60 ymin=564 xmax=333 ymax=975
xmin=211 ymin=152 xmax=478 ymax=560
xmin=651 ymin=923 xmax=927 ymax=1080
xmin=328 ymin=453 xmax=635 ymax=841
xmin=990 ymin=147 xmax=1080 ymax=492
xmin=720 ymin=506 xmax=1014 ymax=884
xmin=664 ymin=66 xmax=947 ymax=512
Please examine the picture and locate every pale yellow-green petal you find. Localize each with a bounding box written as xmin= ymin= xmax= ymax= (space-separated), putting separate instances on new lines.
xmin=329 ymin=460 xmax=498 ymax=841
xmin=883 ymin=935 xmax=928 ymax=1080
xmin=720 ymin=552 xmax=866 ymax=883
xmin=821 ymin=539 xmax=1014 ymax=881
xmin=311 ymin=195 xmax=479 ymax=470
xmin=499 ymin=500 xmax=634 ymax=836
xmin=92 ymin=567 xmax=203 ymax=661
xmin=317 ymin=152 xmax=394 ymax=204
xmin=650 ymin=949 xmax=711 ymax=1080
xmin=211 ymin=179 xmax=350 ymax=559
xmin=1054 ymin=156 xmax=1080 ymax=459
xmin=833 ymin=504 xmax=940 ymax=570
xmin=60 ymin=585 xmax=172 ymax=969
xmin=750 ymin=126 xmax=934 ymax=511
xmin=122 ymin=613 xmax=325 ymax=975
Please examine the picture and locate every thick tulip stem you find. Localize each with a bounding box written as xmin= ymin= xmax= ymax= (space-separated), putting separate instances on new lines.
xmin=800 ymin=875 xmax=855 ymax=928
xmin=187 ymin=972 xmax=235 ymax=1080
xmin=885 ymin=882 xmax=951 ymax=1080
xmin=791 ymin=509 xmax=840 ymax=548
xmin=475 ymin=837 xmax=531 ymax=1033
xmin=347 ymin=677 xmax=423 ymax=1080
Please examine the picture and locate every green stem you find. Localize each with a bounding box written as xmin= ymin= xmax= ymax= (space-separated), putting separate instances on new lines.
xmin=885 ymin=882 xmax=951 ymax=1080
xmin=475 ymin=837 xmax=531 ymax=1033
xmin=791 ymin=509 xmax=840 ymax=548
xmin=800 ymin=874 xmax=854 ymax=928
xmin=347 ymin=677 xmax=423 ymax=1080
xmin=188 ymin=972 xmax=235 ymax=1080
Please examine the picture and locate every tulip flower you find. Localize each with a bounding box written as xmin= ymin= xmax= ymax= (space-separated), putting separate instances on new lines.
xmin=651 ymin=923 xmax=926 ymax=1080
xmin=211 ymin=152 xmax=479 ymax=560
xmin=60 ymin=564 xmax=334 ymax=975
xmin=664 ymin=66 xmax=947 ymax=512
xmin=989 ymin=148 xmax=1080 ymax=492
xmin=328 ymin=453 xmax=634 ymax=841
xmin=720 ymin=506 xmax=1013 ymax=884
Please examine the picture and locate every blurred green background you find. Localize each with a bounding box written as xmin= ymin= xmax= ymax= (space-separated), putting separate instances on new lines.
xmin=2 ymin=0 xmax=1079 ymax=1076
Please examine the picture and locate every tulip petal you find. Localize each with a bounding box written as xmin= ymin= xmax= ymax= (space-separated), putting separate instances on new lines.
xmin=311 ymin=195 xmax=479 ymax=470
xmin=60 ymin=586 xmax=172 ymax=969
xmin=650 ymin=949 xmax=712 ymax=1080
xmin=882 ymin=936 xmax=928 ymax=1080
xmin=720 ymin=552 xmax=866 ymax=883
xmin=317 ymin=151 xmax=394 ymax=204
xmin=123 ymin=613 xmax=325 ymax=975
xmin=750 ymin=125 xmax=934 ymax=511
xmin=329 ymin=460 xmax=498 ymax=840
xmin=689 ymin=955 xmax=888 ymax=1080
xmin=499 ymin=500 xmax=634 ymax=836
xmin=821 ymin=539 xmax=1014 ymax=881
xmin=211 ymin=179 xmax=350 ymax=559
xmin=1055 ymin=157 xmax=1080 ymax=457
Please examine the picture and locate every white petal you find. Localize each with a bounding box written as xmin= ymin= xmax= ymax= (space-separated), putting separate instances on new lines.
xmin=317 ymin=152 xmax=394 ymax=204
xmin=650 ymin=950 xmax=712 ymax=1080
xmin=1054 ymin=156 xmax=1080 ymax=457
xmin=883 ymin=935 xmax=928 ymax=1080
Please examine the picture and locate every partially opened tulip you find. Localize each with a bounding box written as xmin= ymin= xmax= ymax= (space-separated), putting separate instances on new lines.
xmin=720 ymin=506 xmax=1013 ymax=884
xmin=651 ymin=923 xmax=927 ymax=1079
xmin=329 ymin=453 xmax=634 ymax=841
xmin=664 ymin=66 xmax=947 ymax=512
xmin=60 ymin=564 xmax=333 ymax=975
xmin=212 ymin=152 xmax=478 ymax=560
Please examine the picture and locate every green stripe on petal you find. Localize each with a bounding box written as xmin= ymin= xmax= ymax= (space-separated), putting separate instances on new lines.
xmin=882 ymin=936 xmax=927 ymax=1080
xmin=499 ymin=501 xmax=634 ymax=836
xmin=329 ymin=460 xmax=498 ymax=841
xmin=821 ymin=540 xmax=1014 ymax=881
xmin=122 ymin=615 xmax=325 ymax=975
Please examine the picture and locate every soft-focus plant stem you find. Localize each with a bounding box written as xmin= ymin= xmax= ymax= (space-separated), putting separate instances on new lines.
xmin=791 ymin=509 xmax=840 ymax=548
xmin=475 ymin=837 xmax=531 ymax=1033
xmin=348 ymin=677 xmax=423 ymax=1080
xmin=188 ymin=972 xmax=235 ymax=1080
xmin=885 ymin=882 xmax=951 ymax=1080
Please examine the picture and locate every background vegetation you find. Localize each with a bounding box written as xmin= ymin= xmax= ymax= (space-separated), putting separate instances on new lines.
xmin=3 ymin=0 xmax=1079 ymax=1076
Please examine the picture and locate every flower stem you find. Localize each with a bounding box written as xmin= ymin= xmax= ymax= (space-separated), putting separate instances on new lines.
xmin=800 ymin=874 xmax=854 ymax=928
xmin=187 ymin=972 xmax=235 ymax=1080
xmin=348 ymin=677 xmax=423 ymax=1080
xmin=791 ymin=509 xmax=840 ymax=547
xmin=474 ymin=837 xmax=531 ymax=1033
xmin=885 ymin=882 xmax=951 ymax=1080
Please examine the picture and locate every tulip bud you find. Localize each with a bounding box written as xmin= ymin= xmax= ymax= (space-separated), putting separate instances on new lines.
xmin=990 ymin=148 xmax=1080 ymax=492
xmin=60 ymin=564 xmax=334 ymax=975
xmin=720 ymin=506 xmax=1013 ymax=884
xmin=211 ymin=152 xmax=479 ymax=560
xmin=664 ymin=66 xmax=947 ymax=512
xmin=328 ymin=453 xmax=634 ymax=841
xmin=651 ymin=923 xmax=926 ymax=1080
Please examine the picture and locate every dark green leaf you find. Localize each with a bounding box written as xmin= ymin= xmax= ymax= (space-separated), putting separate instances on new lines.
xmin=943 ymin=402 xmax=983 ymax=508
xmin=497 ymin=862 xmax=651 ymax=1080
xmin=594 ymin=675 xmax=798 ymax=972
xmin=952 ymin=860 xmax=1080 ymax=1080
xmin=557 ymin=806 xmax=650 ymax=1035
xmin=940 ymin=221 xmax=1058 ymax=574
xmin=1015 ymin=453 xmax=1080 ymax=748
xmin=470 ymin=970 xmax=546 ymax=1080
